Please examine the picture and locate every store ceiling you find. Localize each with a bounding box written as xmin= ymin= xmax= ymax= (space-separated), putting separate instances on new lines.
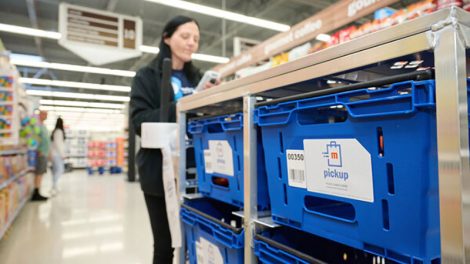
xmin=0 ymin=0 xmax=338 ymax=104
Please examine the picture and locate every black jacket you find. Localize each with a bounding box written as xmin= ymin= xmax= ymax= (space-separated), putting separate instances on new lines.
xmin=130 ymin=61 xmax=200 ymax=195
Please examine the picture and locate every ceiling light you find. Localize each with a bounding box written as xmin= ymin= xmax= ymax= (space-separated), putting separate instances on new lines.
xmin=139 ymin=45 xmax=160 ymax=54
xmin=12 ymin=59 xmax=135 ymax=77
xmin=40 ymin=99 xmax=125 ymax=109
xmin=1 ymin=23 xmax=229 ymax=64
xmin=192 ymin=53 xmax=230 ymax=64
xmin=144 ymin=0 xmax=290 ymax=32
xmin=39 ymin=106 xmax=123 ymax=114
xmin=26 ymin=90 xmax=130 ymax=102
xmin=316 ymin=33 xmax=331 ymax=42
xmin=141 ymin=45 xmax=229 ymax=64
xmin=0 ymin=23 xmax=61 ymax=39
xmin=10 ymin=53 xmax=43 ymax=62
xmin=20 ymin=78 xmax=130 ymax=92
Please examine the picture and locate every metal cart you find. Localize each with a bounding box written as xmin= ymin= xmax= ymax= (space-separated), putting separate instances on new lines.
xmin=177 ymin=7 xmax=470 ymax=263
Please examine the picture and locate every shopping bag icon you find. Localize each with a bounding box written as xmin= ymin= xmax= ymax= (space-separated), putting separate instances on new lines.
xmin=322 ymin=141 xmax=343 ymax=167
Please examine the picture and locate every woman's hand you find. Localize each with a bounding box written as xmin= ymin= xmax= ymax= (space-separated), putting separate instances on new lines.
xmin=203 ymin=78 xmax=221 ymax=89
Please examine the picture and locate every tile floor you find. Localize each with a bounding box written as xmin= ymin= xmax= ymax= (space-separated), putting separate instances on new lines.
xmin=0 ymin=170 xmax=152 ymax=264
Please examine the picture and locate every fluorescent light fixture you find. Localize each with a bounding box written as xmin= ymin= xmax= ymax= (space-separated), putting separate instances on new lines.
xmin=144 ymin=0 xmax=290 ymax=32
xmin=10 ymin=53 xmax=43 ymax=62
xmin=39 ymin=106 xmax=123 ymax=114
xmin=141 ymin=45 xmax=229 ymax=63
xmin=139 ymin=45 xmax=160 ymax=54
xmin=26 ymin=90 xmax=130 ymax=102
xmin=20 ymin=78 xmax=130 ymax=92
xmin=192 ymin=53 xmax=229 ymax=64
xmin=12 ymin=59 xmax=135 ymax=77
xmin=0 ymin=23 xmax=61 ymax=39
xmin=316 ymin=33 xmax=331 ymax=42
xmin=0 ymin=23 xmax=229 ymax=64
xmin=40 ymin=99 xmax=124 ymax=109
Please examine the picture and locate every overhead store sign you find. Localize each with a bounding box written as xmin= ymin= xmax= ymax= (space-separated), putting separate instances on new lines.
xmin=213 ymin=0 xmax=399 ymax=77
xmin=58 ymin=3 xmax=142 ymax=65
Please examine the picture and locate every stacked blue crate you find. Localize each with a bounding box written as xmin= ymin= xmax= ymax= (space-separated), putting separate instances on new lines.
xmin=255 ymin=226 xmax=387 ymax=264
xmin=181 ymin=198 xmax=244 ymax=264
xmin=188 ymin=113 xmax=269 ymax=209
xmin=255 ymin=79 xmax=465 ymax=263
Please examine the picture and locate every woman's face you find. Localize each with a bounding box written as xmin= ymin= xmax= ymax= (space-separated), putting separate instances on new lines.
xmin=165 ymin=21 xmax=200 ymax=64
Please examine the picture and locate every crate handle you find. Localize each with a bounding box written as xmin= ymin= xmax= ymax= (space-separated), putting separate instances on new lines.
xmin=205 ymin=123 xmax=225 ymax=134
xmin=213 ymin=228 xmax=244 ymax=249
xmin=295 ymin=106 xmax=348 ymax=125
xmin=259 ymin=249 xmax=291 ymax=263
xmin=221 ymin=120 xmax=242 ymax=131
xmin=344 ymin=96 xmax=415 ymax=119
xmin=187 ymin=123 xmax=203 ymax=134
xmin=181 ymin=210 xmax=197 ymax=226
xmin=304 ymin=195 xmax=356 ymax=223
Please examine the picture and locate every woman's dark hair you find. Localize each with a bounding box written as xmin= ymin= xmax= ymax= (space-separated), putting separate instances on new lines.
xmin=152 ymin=15 xmax=201 ymax=86
xmin=51 ymin=117 xmax=65 ymax=141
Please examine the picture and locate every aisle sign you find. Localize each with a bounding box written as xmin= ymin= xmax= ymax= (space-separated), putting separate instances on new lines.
xmin=213 ymin=0 xmax=399 ymax=77
xmin=58 ymin=3 xmax=142 ymax=65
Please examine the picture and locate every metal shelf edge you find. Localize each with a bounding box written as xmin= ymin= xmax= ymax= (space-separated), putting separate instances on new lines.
xmin=0 ymin=195 xmax=31 ymax=240
xmin=0 ymin=168 xmax=33 ymax=191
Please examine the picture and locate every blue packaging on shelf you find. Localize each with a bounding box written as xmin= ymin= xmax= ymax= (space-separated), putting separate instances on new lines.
xmin=188 ymin=113 xmax=269 ymax=209
xmin=27 ymin=149 xmax=36 ymax=168
xmin=181 ymin=198 xmax=244 ymax=264
xmin=256 ymin=79 xmax=468 ymax=264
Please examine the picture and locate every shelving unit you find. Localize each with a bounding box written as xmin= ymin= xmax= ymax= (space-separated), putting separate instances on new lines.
xmin=0 ymin=50 xmax=32 ymax=242
xmin=0 ymin=168 xmax=31 ymax=190
xmin=0 ymin=149 xmax=27 ymax=156
xmin=65 ymin=129 xmax=88 ymax=169
xmin=0 ymin=194 xmax=29 ymax=240
xmin=177 ymin=7 xmax=470 ymax=263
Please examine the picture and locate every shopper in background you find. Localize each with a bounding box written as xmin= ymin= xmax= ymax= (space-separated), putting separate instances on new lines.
xmin=130 ymin=15 xmax=217 ymax=264
xmin=50 ymin=117 xmax=66 ymax=196
xmin=31 ymin=110 xmax=50 ymax=201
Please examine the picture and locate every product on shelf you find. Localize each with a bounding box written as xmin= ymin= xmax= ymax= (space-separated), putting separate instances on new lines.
xmin=0 ymin=76 xmax=13 ymax=89
xmin=0 ymin=105 xmax=13 ymax=116
xmin=65 ymin=129 xmax=88 ymax=169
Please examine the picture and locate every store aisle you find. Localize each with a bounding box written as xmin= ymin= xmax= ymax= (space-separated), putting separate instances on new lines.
xmin=0 ymin=170 xmax=152 ymax=264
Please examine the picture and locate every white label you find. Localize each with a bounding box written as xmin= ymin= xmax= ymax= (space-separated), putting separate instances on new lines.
xmin=286 ymin=150 xmax=306 ymax=188
xmin=196 ymin=237 xmax=223 ymax=264
xmin=204 ymin=149 xmax=213 ymax=174
xmin=161 ymin=146 xmax=182 ymax=247
xmin=196 ymin=241 xmax=204 ymax=264
xmin=208 ymin=140 xmax=234 ymax=177
xmin=304 ymin=139 xmax=374 ymax=202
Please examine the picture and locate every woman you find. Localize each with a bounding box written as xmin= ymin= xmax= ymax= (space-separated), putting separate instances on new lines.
xmin=130 ymin=16 xmax=216 ymax=264
xmin=50 ymin=117 xmax=66 ymax=195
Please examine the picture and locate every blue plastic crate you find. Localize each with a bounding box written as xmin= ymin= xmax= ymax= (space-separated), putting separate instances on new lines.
xmin=181 ymin=198 xmax=244 ymax=264
xmin=256 ymin=79 xmax=466 ymax=264
xmin=188 ymin=113 xmax=269 ymax=209
xmin=255 ymin=227 xmax=388 ymax=264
